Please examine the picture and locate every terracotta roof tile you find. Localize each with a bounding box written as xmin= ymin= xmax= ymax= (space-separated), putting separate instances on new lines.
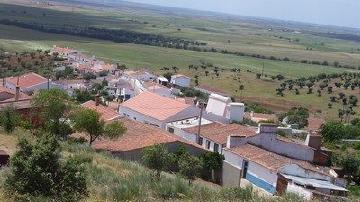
xmin=0 ymin=86 xmax=31 ymax=102
xmin=228 ymin=144 xmax=330 ymax=176
xmin=81 ymin=100 xmax=120 ymax=121
xmin=6 ymin=72 xmax=48 ymax=88
xmin=91 ymin=118 xmax=203 ymax=152
xmin=120 ymin=91 xmax=193 ymax=121
xmin=184 ymin=123 xmax=257 ymax=144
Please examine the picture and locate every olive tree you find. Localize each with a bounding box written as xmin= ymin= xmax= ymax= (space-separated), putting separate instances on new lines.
xmin=72 ymin=108 xmax=126 ymax=145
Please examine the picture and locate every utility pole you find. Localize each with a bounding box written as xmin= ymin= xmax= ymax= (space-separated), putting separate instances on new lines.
xmin=196 ymin=100 xmax=205 ymax=145
xmin=261 ymin=62 xmax=265 ymax=78
xmin=47 ymin=77 xmax=50 ymax=90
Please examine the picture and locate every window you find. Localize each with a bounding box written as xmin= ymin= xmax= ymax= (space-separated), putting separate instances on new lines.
xmin=198 ymin=137 xmax=203 ymax=145
xmin=213 ymin=143 xmax=219 ymax=153
xmin=168 ymin=127 xmax=175 ymax=133
xmin=206 ymin=140 xmax=211 ymax=149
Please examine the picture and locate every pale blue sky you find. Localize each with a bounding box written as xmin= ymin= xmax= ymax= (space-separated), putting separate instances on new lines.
xmin=126 ymin=0 xmax=360 ymax=28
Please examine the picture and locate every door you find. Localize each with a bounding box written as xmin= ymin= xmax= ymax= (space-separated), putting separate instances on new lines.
xmin=242 ymin=160 xmax=249 ymax=178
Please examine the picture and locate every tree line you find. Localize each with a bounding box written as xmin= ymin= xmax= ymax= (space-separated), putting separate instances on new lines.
xmin=0 ymin=19 xmax=204 ymax=49
xmin=1 ymin=19 xmax=357 ymax=70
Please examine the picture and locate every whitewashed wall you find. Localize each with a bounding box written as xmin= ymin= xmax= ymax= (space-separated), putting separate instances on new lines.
xmin=287 ymin=183 xmax=312 ymax=200
xmin=166 ymin=125 xmax=197 ymax=143
xmin=119 ymin=106 xmax=163 ymax=128
xmin=249 ymin=133 xmax=314 ymax=162
xmin=171 ymin=77 xmax=190 ymax=88
xmin=280 ymin=164 xmax=331 ymax=181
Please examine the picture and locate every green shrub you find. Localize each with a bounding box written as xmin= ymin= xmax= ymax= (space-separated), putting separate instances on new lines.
xmin=4 ymin=133 xmax=88 ymax=201
xmin=153 ymin=176 xmax=192 ymax=199
xmin=219 ymin=186 xmax=253 ymax=201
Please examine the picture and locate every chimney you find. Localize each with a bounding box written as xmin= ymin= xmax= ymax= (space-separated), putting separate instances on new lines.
xmin=226 ymin=135 xmax=244 ymax=148
xmin=95 ymin=93 xmax=100 ymax=106
xmin=15 ymin=85 xmax=20 ymax=102
xmin=228 ymin=102 xmax=245 ymax=123
xmin=305 ymin=132 xmax=322 ymax=150
xmin=2 ymin=78 xmax=5 ymax=87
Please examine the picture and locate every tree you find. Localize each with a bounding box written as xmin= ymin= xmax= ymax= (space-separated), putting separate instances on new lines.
xmin=163 ymin=72 xmax=173 ymax=82
xmin=178 ymin=153 xmax=202 ymax=185
xmin=83 ymin=72 xmax=96 ymax=81
xmin=142 ymin=144 xmax=170 ymax=180
xmin=32 ymin=89 xmax=73 ymax=138
xmin=72 ymin=108 xmax=126 ymax=146
xmin=334 ymin=150 xmax=360 ymax=184
xmin=320 ymin=121 xmax=344 ymax=142
xmin=200 ymin=152 xmax=224 ymax=182
xmin=317 ymin=89 xmax=321 ymax=97
xmin=349 ymin=95 xmax=358 ymax=107
xmin=194 ymin=75 xmax=199 ymax=86
xmin=327 ymin=86 xmax=333 ymax=94
xmin=0 ymin=106 xmax=20 ymax=133
xmin=205 ymin=70 xmax=209 ymax=76
xmin=280 ymin=107 xmax=309 ymax=129
xmin=116 ymin=63 xmax=127 ymax=71
xmin=5 ymin=133 xmax=88 ymax=201
xmin=172 ymin=66 xmax=179 ymax=73
xmin=73 ymin=89 xmax=93 ymax=103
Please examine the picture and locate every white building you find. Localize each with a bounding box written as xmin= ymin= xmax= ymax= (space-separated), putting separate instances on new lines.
xmin=221 ymin=124 xmax=347 ymax=199
xmin=53 ymin=79 xmax=87 ymax=96
xmin=5 ymin=72 xmax=53 ymax=95
xmin=206 ymin=93 xmax=245 ymax=122
xmin=182 ymin=122 xmax=257 ymax=153
xmin=119 ymin=91 xmax=200 ymax=129
xmin=166 ymin=117 xmax=213 ymax=143
xmin=170 ymin=74 xmax=191 ymax=88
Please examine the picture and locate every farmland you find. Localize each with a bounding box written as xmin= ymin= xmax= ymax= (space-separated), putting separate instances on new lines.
xmin=0 ymin=0 xmax=360 ymax=119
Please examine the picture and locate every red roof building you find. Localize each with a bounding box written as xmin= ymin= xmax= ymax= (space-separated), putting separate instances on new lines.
xmin=5 ymin=72 xmax=49 ymax=95
xmin=119 ymin=91 xmax=199 ymax=128
xmin=78 ymin=117 xmax=206 ymax=161
xmin=81 ymin=100 xmax=120 ymax=122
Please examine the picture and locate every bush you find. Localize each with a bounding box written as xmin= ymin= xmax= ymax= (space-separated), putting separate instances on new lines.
xmin=219 ymin=186 xmax=253 ymax=201
xmin=154 ymin=176 xmax=192 ymax=199
xmin=0 ymin=106 xmax=20 ymax=134
xmin=4 ymin=133 xmax=88 ymax=201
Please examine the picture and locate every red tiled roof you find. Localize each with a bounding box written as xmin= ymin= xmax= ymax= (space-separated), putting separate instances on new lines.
xmin=184 ymin=123 xmax=257 ymax=144
xmin=120 ymin=91 xmax=192 ymax=121
xmin=6 ymin=73 xmax=48 ymax=88
xmin=53 ymin=46 xmax=75 ymax=55
xmin=0 ymin=86 xmax=31 ymax=102
xmin=91 ymin=118 xmax=203 ymax=152
xmin=81 ymin=100 xmax=120 ymax=121
xmin=227 ymin=144 xmax=331 ymax=176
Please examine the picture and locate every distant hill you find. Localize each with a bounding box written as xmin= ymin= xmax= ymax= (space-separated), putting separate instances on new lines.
xmin=55 ymin=0 xmax=360 ymax=36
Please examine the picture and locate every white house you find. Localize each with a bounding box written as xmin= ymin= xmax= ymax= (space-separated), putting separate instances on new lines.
xmin=53 ymin=79 xmax=87 ymax=96
xmin=182 ymin=122 xmax=257 ymax=153
xmin=166 ymin=117 xmax=213 ymax=143
xmin=206 ymin=93 xmax=245 ymax=122
xmin=5 ymin=72 xmax=53 ymax=95
xmin=221 ymin=124 xmax=347 ymax=199
xmin=119 ymin=91 xmax=200 ymax=129
xmin=170 ymin=74 xmax=191 ymax=88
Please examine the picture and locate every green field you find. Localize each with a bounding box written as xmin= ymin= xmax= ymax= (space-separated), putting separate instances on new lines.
xmin=1 ymin=0 xmax=360 ymax=119
xmin=1 ymin=1 xmax=360 ymax=67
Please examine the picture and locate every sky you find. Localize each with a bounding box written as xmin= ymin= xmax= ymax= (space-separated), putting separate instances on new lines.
xmin=125 ymin=0 xmax=360 ymax=28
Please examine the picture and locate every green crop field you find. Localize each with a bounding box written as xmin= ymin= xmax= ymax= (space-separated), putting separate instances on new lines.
xmin=0 ymin=0 xmax=360 ymax=119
